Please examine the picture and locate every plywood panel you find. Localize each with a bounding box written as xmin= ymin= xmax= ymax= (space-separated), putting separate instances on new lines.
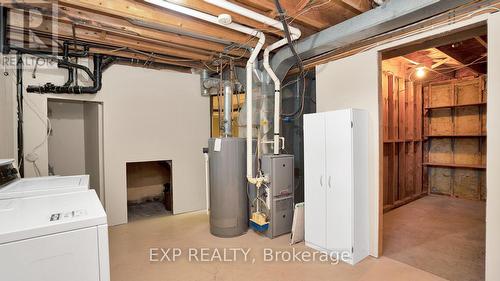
xmin=428 ymin=138 xmax=453 ymax=163
xmin=430 ymin=108 xmax=452 ymax=135
xmin=481 ymin=107 xmax=487 ymax=135
xmin=480 ymin=170 xmax=486 ymax=201
xmin=430 ymin=83 xmax=453 ymax=107
xmin=455 ymin=107 xmax=481 ymax=135
xmin=453 ymin=169 xmax=480 ymax=200
xmin=429 ymin=167 xmax=452 ymax=195
xmin=482 ymin=139 xmax=487 ymax=166
xmin=454 ymin=138 xmax=481 ymax=165
xmin=456 ymin=79 xmax=481 ymax=105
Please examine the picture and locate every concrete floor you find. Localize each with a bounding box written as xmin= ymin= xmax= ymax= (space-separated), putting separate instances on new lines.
xmin=110 ymin=212 xmax=446 ymax=281
xmin=383 ymin=195 xmax=486 ymax=281
xmin=127 ymin=201 xmax=172 ymax=222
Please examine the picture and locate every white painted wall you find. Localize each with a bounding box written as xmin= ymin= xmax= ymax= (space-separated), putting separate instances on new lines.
xmin=17 ymin=61 xmax=209 ymax=225
xmin=84 ymin=102 xmax=104 ymax=202
xmin=486 ymin=12 xmax=500 ymax=281
xmin=0 ymin=62 xmax=17 ymax=162
xmin=316 ymin=51 xmax=380 ymax=256
xmin=48 ymin=100 xmax=86 ymax=176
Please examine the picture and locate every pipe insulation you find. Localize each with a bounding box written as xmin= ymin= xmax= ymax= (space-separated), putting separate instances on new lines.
xmin=144 ymin=0 xmax=266 ymax=182
xmin=206 ymin=0 xmax=302 ymax=155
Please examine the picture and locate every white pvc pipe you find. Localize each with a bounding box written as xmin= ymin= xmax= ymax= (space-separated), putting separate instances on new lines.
xmin=246 ymin=36 xmax=265 ymax=179
xmin=205 ymin=0 xmax=301 ymax=37
xmin=145 ymin=0 xmax=265 ymax=181
xmin=206 ymin=0 xmax=301 ymax=155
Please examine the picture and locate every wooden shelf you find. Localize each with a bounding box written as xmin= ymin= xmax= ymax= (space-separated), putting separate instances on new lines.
xmin=425 ymin=134 xmax=486 ymax=138
xmin=383 ymin=139 xmax=423 ymax=143
xmin=423 ymin=162 xmax=486 ymax=169
xmin=424 ymin=102 xmax=486 ymax=110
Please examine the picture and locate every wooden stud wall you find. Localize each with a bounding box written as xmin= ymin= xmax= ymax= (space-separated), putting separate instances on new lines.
xmin=382 ymin=72 xmax=425 ymax=212
xmin=423 ymin=76 xmax=487 ymax=200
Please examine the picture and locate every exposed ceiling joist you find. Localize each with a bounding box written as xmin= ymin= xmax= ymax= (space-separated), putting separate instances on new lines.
xmin=55 ymin=4 xmax=249 ymax=57
xmin=232 ymin=0 xmax=329 ymax=30
xmin=335 ymin=0 xmax=372 ymax=14
xmin=382 ymin=25 xmax=487 ymax=60
xmin=54 ymin=0 xmax=256 ymax=45
xmin=165 ymin=0 xmax=284 ymax=37
xmin=475 ymin=36 xmax=488 ymax=48
xmin=8 ymin=12 xmax=214 ymax=62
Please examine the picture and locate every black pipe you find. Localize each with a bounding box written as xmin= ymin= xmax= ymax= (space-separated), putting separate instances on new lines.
xmin=11 ymin=46 xmax=96 ymax=81
xmin=62 ymin=41 xmax=89 ymax=58
xmin=0 ymin=7 xmax=8 ymax=54
xmin=16 ymin=53 xmax=24 ymax=176
xmin=27 ymin=54 xmax=105 ymax=94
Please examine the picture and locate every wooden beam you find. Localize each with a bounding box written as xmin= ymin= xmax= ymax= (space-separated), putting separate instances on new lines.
xmin=382 ymin=24 xmax=487 ymax=60
xmin=166 ymin=0 xmax=283 ymax=37
xmin=431 ymin=57 xmax=451 ymax=69
xmin=54 ymin=4 xmax=249 ymax=57
xmin=9 ymin=11 xmax=214 ymax=61
xmin=338 ymin=0 xmax=372 ymax=13
xmin=436 ymin=45 xmax=486 ymax=74
xmin=53 ymin=0 xmax=255 ymax=45
xmin=233 ymin=0 xmax=329 ymax=30
xmin=475 ymin=36 xmax=487 ymax=48
xmin=8 ymin=32 xmax=203 ymax=69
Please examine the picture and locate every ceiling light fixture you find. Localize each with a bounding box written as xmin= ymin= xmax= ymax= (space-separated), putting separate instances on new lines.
xmin=415 ymin=65 xmax=426 ymax=79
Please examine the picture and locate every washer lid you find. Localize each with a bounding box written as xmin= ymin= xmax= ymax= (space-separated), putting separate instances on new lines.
xmin=0 ymin=175 xmax=89 ymax=199
xmin=0 ymin=190 xmax=106 ymax=244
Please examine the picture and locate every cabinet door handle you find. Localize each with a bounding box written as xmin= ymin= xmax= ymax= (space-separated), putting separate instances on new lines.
xmin=328 ymin=176 xmax=332 ymax=188
xmin=320 ymin=175 xmax=323 ymax=187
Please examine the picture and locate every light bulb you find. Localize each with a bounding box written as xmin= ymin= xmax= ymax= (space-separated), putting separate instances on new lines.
xmin=415 ymin=67 xmax=426 ymax=78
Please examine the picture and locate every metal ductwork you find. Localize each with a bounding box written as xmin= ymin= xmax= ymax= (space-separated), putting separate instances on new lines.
xmin=270 ymin=0 xmax=476 ymax=80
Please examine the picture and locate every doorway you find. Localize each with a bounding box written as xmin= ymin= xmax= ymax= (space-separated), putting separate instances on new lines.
xmin=126 ymin=160 xmax=173 ymax=222
xmin=47 ymin=99 xmax=105 ymax=203
xmin=379 ymin=25 xmax=487 ymax=281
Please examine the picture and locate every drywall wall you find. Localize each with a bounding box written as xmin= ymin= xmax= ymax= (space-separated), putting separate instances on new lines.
xmin=316 ymin=51 xmax=380 ymax=256
xmin=486 ymin=12 xmax=500 ymax=281
xmin=0 ymin=64 xmax=16 ymax=162
xmin=19 ymin=61 xmax=209 ymax=225
xmin=84 ymin=102 xmax=103 ymax=201
xmin=48 ymin=100 xmax=86 ymax=176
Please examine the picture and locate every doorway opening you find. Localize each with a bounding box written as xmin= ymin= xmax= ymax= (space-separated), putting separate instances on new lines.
xmin=380 ymin=25 xmax=487 ymax=281
xmin=126 ymin=160 xmax=173 ymax=222
xmin=47 ymin=99 xmax=104 ymax=203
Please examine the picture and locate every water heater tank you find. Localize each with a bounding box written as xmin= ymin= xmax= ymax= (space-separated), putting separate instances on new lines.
xmin=208 ymin=137 xmax=248 ymax=237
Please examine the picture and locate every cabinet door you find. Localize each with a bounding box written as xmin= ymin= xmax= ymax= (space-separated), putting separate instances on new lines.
xmin=304 ymin=113 xmax=327 ymax=247
xmin=325 ymin=110 xmax=353 ymax=252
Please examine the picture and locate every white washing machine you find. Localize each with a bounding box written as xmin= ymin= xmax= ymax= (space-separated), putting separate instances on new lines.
xmin=0 ymin=189 xmax=110 ymax=281
xmin=0 ymin=159 xmax=89 ymax=199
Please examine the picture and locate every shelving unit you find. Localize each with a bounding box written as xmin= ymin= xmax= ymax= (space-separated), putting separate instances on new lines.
xmin=423 ymin=76 xmax=487 ymax=201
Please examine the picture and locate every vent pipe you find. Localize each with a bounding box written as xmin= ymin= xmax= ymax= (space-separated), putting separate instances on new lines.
xmin=205 ymin=0 xmax=302 ymax=155
xmin=144 ymin=0 xmax=266 ymax=184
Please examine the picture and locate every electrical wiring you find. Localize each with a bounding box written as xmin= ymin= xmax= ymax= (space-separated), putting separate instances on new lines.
xmin=408 ymin=54 xmax=487 ymax=82
xmin=274 ymin=0 xmax=307 ymax=119
xmin=309 ymin=5 xmax=500 ymax=68
xmin=288 ymin=0 xmax=332 ymax=25
xmin=2 ymin=69 xmax=52 ymax=177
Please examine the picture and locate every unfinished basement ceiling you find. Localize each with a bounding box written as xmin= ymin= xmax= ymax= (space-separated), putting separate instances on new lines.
xmin=4 ymin=0 xmax=376 ymax=71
